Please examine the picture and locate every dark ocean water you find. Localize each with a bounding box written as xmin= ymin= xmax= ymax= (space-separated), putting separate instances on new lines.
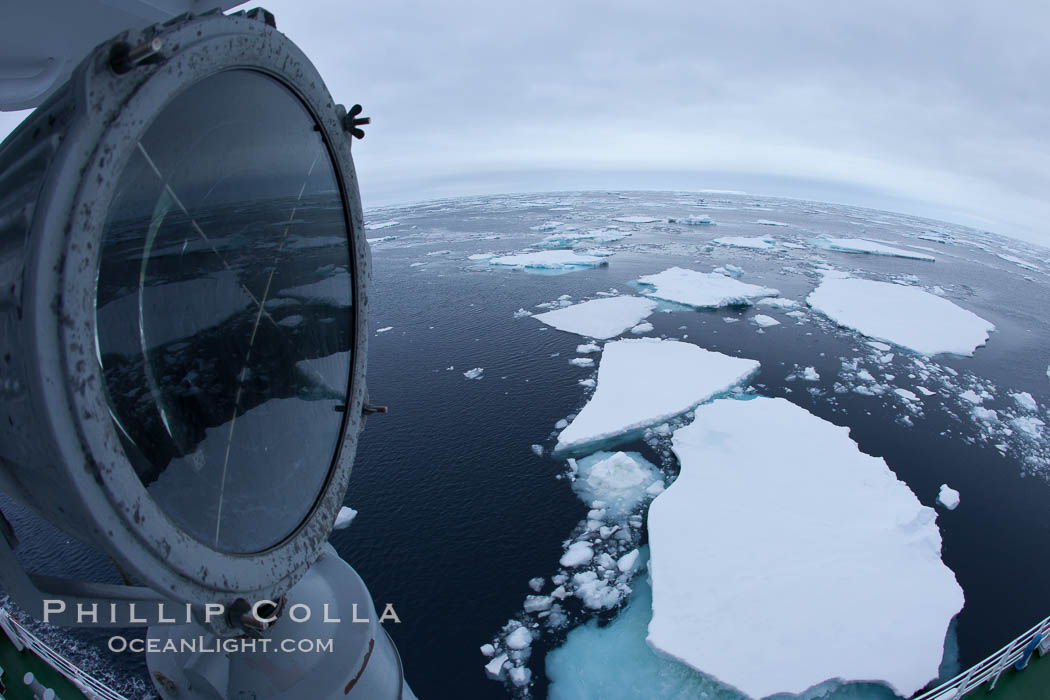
xmin=3 ymin=191 xmax=1050 ymax=700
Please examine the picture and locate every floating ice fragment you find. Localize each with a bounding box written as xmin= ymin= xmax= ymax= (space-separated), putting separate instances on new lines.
xmin=1012 ymin=392 xmax=1038 ymax=412
xmin=571 ymin=451 xmax=662 ymax=518
xmin=555 ymin=339 xmax=760 ymax=453
xmin=508 ymin=666 xmax=532 ymax=687
xmin=463 ymin=367 xmax=484 ymax=380
xmin=576 ymin=343 xmax=601 ymax=354
xmin=647 ymin=396 xmax=964 ymax=698
xmin=528 ymin=577 xmax=545 ymax=592
xmin=530 ymin=444 xmax=544 ymax=458
xmin=960 ymin=390 xmax=982 ymax=404
xmin=484 ymin=654 xmax=508 ymax=679
xmin=505 ymin=626 xmax=533 ymax=651
xmin=611 ymin=216 xmax=662 ymax=223
xmin=524 ymin=595 xmax=554 ymax=613
xmin=469 ymin=253 xmax=495 ymax=260
xmin=489 ymin=250 xmax=608 ymax=270
xmin=376 ymin=326 xmax=393 ymax=333
xmin=636 ymin=267 xmax=779 ymax=309
xmin=895 ymin=388 xmax=920 ymax=402
xmin=751 ymin=314 xmax=779 ymax=328
xmin=555 ymin=419 xmax=569 ymax=430
xmin=806 ymin=276 xmax=994 ymax=356
xmin=480 ymin=643 xmax=495 ymax=657
xmin=754 ymin=219 xmax=790 ymax=226
xmin=364 ymin=220 xmax=399 ymax=230
xmin=513 ymin=308 xmax=532 ymax=318
xmin=569 ymin=358 xmax=594 ymax=368
xmin=332 ymin=506 xmax=357 ymax=530
xmin=629 ymin=322 xmax=653 ymax=334
xmin=713 ymin=235 xmax=776 ymax=250
xmin=937 ymin=484 xmax=960 ymax=510
xmin=534 ymin=296 xmax=658 ymax=339
xmin=757 ymin=296 xmax=798 ymax=310
xmin=560 ymin=541 xmax=594 ymax=568
xmin=579 ymin=378 xmax=596 ymax=388
xmin=616 ymin=549 xmax=640 ymax=573
xmin=1011 ymin=416 xmax=1045 ymax=439
xmin=816 ymin=238 xmax=935 ymax=262
xmin=668 ymin=215 xmax=713 ymax=225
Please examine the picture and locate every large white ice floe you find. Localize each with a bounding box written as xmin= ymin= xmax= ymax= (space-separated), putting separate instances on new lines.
xmin=533 ymin=296 xmax=658 ymax=340
xmin=647 ymin=396 xmax=964 ymax=699
xmin=815 ymin=238 xmax=936 ymax=262
xmin=554 ymin=338 xmax=760 ymax=453
xmin=489 ymin=250 xmax=608 ymax=270
xmin=636 ymin=267 xmax=779 ymax=309
xmin=807 ymin=275 xmax=994 ymax=356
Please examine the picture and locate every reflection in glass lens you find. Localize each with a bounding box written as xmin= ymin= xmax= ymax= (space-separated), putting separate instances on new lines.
xmin=95 ymin=70 xmax=352 ymax=554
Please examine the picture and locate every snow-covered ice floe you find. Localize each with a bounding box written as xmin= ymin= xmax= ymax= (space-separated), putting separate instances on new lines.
xmin=554 ymin=338 xmax=760 ymax=453
xmin=815 ymin=238 xmax=936 ymax=262
xmin=807 ymin=275 xmax=994 ymax=356
xmin=636 ymin=267 xmax=779 ymax=309
xmin=611 ymin=216 xmax=662 ymax=224
xmin=489 ymin=250 xmax=608 ymax=271
xmin=533 ymin=296 xmax=658 ymax=340
xmin=647 ymin=396 xmax=964 ymax=699
xmin=713 ymin=235 xmax=776 ymax=250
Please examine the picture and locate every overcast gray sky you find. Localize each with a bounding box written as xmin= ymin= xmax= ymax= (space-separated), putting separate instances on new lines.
xmin=3 ymin=1 xmax=1048 ymax=244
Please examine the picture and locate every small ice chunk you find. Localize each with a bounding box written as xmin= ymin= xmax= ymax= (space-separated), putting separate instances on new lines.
xmin=569 ymin=357 xmax=594 ymax=367
xmin=757 ymin=297 xmax=799 ymax=309
xmin=559 ymin=541 xmax=594 ymax=568
xmin=617 ymin=548 xmax=641 ymax=573
xmin=555 ymin=419 xmax=569 ymax=429
xmin=630 ymin=322 xmax=654 ymax=334
xmin=576 ymin=343 xmax=601 ymax=353
xmin=637 ymin=267 xmax=779 ymax=308
xmin=469 ymin=253 xmax=496 ymax=260
xmin=534 ymin=296 xmax=658 ymax=339
xmin=376 ymin=326 xmax=393 ymax=333
xmin=937 ymin=484 xmax=960 ymax=510
xmin=801 ymin=366 xmax=820 ymax=381
xmin=611 ymin=216 xmax=662 ymax=223
xmin=528 ymin=577 xmax=545 ymax=592
xmin=807 ymin=276 xmax=994 ymax=356
xmin=578 ymin=378 xmax=596 ymax=388
xmin=484 ymin=653 xmax=508 ymax=679
xmin=1011 ymin=416 xmax=1045 ymax=438
xmin=960 ymin=390 xmax=982 ymax=404
xmin=754 ymin=219 xmax=790 ymax=226
xmin=713 ymin=235 xmax=776 ymax=250
xmin=332 ymin=506 xmax=357 ymax=530
xmin=751 ymin=314 xmax=780 ymax=328
xmin=555 ymin=339 xmax=760 ymax=453
xmin=916 ymin=386 xmax=936 ymax=396
xmin=524 ymin=595 xmax=554 ymax=613
xmin=895 ymin=388 xmax=920 ymax=402
xmin=480 ymin=643 xmax=495 ymax=657
xmin=505 ymin=626 xmax=533 ymax=651
xmin=571 ymin=451 xmax=662 ymax=517
xmin=668 ymin=215 xmax=713 ymax=225
xmin=508 ymin=665 xmax=532 ymax=687
xmin=463 ymin=367 xmax=484 ymax=380
xmin=530 ymin=444 xmax=544 ymax=457
xmin=1012 ymin=392 xmax=1038 ymax=412
xmin=364 ymin=220 xmax=399 ymax=230
xmin=513 ymin=308 xmax=532 ymax=318
xmin=572 ymin=571 xmax=623 ymax=609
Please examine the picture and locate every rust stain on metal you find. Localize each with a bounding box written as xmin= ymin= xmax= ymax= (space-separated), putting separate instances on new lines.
xmin=343 ymin=636 xmax=375 ymax=694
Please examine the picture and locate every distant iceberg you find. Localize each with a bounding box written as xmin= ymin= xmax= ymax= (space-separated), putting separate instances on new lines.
xmin=554 ymin=338 xmax=760 ymax=453
xmin=636 ymin=267 xmax=779 ymax=308
xmin=647 ymin=396 xmax=964 ymax=699
xmin=807 ymin=274 xmax=994 ymax=356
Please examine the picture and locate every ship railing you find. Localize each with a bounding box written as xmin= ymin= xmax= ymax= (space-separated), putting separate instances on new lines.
xmin=912 ymin=613 xmax=1050 ymax=699
xmin=0 ymin=607 xmax=128 ymax=700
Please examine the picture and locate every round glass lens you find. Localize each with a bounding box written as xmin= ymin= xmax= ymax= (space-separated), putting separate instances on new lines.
xmin=95 ymin=70 xmax=353 ymax=554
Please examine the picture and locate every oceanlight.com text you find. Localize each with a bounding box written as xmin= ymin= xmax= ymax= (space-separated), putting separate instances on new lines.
xmin=108 ymin=636 xmax=335 ymax=654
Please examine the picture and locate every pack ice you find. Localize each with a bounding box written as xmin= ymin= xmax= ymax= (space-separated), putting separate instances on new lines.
xmin=807 ymin=275 xmax=994 ymax=356
xmin=647 ymin=396 xmax=964 ymax=699
xmin=533 ymin=296 xmax=658 ymax=340
xmin=637 ymin=267 xmax=779 ymax=308
xmin=554 ymin=338 xmax=760 ymax=453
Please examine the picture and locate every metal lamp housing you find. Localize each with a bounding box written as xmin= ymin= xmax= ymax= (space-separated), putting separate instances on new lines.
xmin=0 ymin=10 xmax=370 ymax=607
